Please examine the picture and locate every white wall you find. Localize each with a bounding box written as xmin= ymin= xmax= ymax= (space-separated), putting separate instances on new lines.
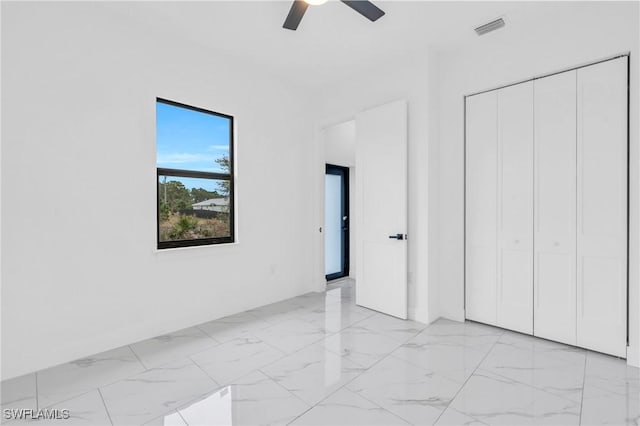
xmin=1 ymin=2 xmax=318 ymax=379
xmin=312 ymin=53 xmax=436 ymax=324
xmin=435 ymin=2 xmax=640 ymax=366
xmin=323 ymin=121 xmax=356 ymax=279
xmin=324 ymin=120 xmax=355 ymax=168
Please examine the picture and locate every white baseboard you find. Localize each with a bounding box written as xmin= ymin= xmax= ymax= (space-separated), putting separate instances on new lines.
xmin=408 ymin=306 xmax=429 ymax=325
xmin=628 ymin=345 xmax=640 ymax=368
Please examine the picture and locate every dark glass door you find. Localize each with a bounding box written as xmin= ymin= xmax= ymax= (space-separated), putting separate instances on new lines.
xmin=325 ymin=164 xmax=350 ymax=281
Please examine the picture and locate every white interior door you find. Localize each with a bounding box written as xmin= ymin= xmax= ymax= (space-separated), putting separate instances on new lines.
xmin=577 ymin=57 xmax=628 ymax=357
xmin=497 ymin=81 xmax=534 ymax=335
xmin=465 ymin=91 xmax=498 ymax=326
xmin=355 ymin=100 xmax=407 ymax=319
xmin=533 ymin=70 xmax=577 ymax=346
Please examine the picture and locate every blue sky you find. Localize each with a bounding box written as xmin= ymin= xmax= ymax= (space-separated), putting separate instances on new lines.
xmin=156 ymin=101 xmax=231 ymax=191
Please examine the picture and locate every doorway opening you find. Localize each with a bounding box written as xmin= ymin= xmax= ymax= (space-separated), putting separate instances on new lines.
xmin=325 ymin=164 xmax=350 ymax=281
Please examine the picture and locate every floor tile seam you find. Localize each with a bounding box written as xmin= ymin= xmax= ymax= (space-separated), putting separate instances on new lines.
xmin=472 ymin=366 xmax=585 ymax=406
xmin=188 ymin=328 xmax=274 ymax=356
xmin=386 ymin=329 xmax=426 ymax=345
xmin=435 ymin=405 xmax=484 ymax=426
xmin=35 ymin=345 xmax=147 ymax=379
xmin=143 ymin=361 xmax=228 ymax=424
xmin=128 ymin=342 xmax=226 ymax=373
xmin=314 ymin=343 xmax=380 ymax=370
xmin=478 ymin=335 xmax=588 ymax=404
xmin=169 ymin=323 xmax=224 ymax=353
xmin=257 ymin=332 xmax=330 ymax=360
xmin=382 ymin=344 xmax=481 ymax=381
xmin=284 ymin=311 xmax=348 ymax=324
xmin=252 ymin=316 xmax=299 ymax=329
xmin=292 ymin=301 xmax=368 ymax=315
xmin=281 ymin=364 xmax=372 ymax=426
xmin=255 ymin=367 xmax=315 ymax=411
xmin=140 ymin=405 xmax=189 ymax=426
xmin=383 ymin=352 xmax=467 ymax=385
xmin=347 ymin=322 xmax=422 ymax=346
xmin=176 ymin=409 xmax=189 ymax=426
xmin=184 ymin=355 xmax=225 ymax=389
xmin=347 ymin=310 xmax=379 ymax=326
xmin=284 ymin=400 xmax=316 ymax=425
xmin=315 ymin=346 xmax=424 ymax=425
xmin=311 ymin=305 xmax=378 ymax=323
xmin=39 ymin=333 xmax=218 ymax=397
xmin=431 ymin=330 xmax=505 ymax=425
xmin=161 ymin=386 xmax=225 ymax=422
xmin=169 ymin=327 xmax=223 ymax=345
xmin=254 ymin=335 xmax=344 ymax=381
xmin=197 ymin=308 xmax=269 ymax=329
xmin=96 ymin=387 xmax=114 ymax=426
xmin=101 ymin=355 xmax=221 ymax=413
xmin=127 ymin=344 xmax=151 ymax=371
xmin=186 ymin=338 xmax=293 ymax=387
xmin=163 ymin=333 xmax=254 ymax=362
xmin=193 ymin=324 xmax=217 ymax=340
xmin=44 ymin=387 xmax=103 ymax=409
xmin=491 ymin=339 xmax=589 ymax=361
xmin=313 ymin=313 xmax=381 ymax=335
xmin=341 ymin=387 xmax=415 ymax=426
xmin=37 ymin=363 xmax=152 ymax=411
xmin=255 ymin=317 xmax=346 ymax=360
xmin=403 ymin=334 xmax=499 ymax=354
xmin=320 ymin=333 xmax=406 ymax=369
xmin=578 ymin=350 xmax=588 ymax=425
xmin=35 ymin=345 xmax=149 ymax=386
xmin=35 ymin=371 xmax=39 ymax=411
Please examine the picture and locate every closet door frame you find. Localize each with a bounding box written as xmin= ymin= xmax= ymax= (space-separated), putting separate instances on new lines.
xmin=464 ymin=90 xmax=499 ymax=326
xmin=576 ymin=56 xmax=629 ymax=357
xmin=463 ymin=53 xmax=630 ymax=354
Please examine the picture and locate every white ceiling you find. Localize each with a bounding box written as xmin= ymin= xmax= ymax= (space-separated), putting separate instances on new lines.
xmin=102 ymin=1 xmax=626 ymax=90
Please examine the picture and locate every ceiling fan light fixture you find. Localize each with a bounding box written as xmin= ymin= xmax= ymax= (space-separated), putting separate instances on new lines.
xmin=283 ymin=0 xmax=384 ymax=30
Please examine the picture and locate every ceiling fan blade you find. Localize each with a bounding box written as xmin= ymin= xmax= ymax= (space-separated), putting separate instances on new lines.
xmin=283 ymin=0 xmax=309 ymax=30
xmin=340 ymin=0 xmax=385 ymax=22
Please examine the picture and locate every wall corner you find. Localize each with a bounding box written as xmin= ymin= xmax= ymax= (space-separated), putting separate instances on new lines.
xmin=628 ymin=345 xmax=640 ymax=368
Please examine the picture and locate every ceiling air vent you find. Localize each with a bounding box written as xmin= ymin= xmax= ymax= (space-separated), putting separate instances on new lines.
xmin=475 ymin=18 xmax=505 ymax=36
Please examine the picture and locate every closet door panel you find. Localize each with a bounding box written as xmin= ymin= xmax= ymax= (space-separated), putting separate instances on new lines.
xmin=534 ymin=70 xmax=577 ymax=345
xmin=465 ymin=91 xmax=498 ymax=326
xmin=577 ymin=57 xmax=628 ymax=357
xmin=497 ymin=81 xmax=534 ymax=334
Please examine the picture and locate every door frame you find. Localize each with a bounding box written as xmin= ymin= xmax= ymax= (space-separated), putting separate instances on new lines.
xmin=325 ymin=163 xmax=350 ymax=281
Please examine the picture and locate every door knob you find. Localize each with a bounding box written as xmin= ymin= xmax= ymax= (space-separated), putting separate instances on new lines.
xmin=389 ymin=234 xmax=405 ymax=240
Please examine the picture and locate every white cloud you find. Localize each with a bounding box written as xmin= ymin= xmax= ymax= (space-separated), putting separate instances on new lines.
xmin=156 ymin=153 xmax=213 ymax=164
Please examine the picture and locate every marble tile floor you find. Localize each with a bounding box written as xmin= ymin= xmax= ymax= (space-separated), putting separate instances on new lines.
xmin=2 ymin=279 xmax=638 ymax=425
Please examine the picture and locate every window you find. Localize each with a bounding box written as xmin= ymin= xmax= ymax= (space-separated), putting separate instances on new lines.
xmin=156 ymin=98 xmax=234 ymax=249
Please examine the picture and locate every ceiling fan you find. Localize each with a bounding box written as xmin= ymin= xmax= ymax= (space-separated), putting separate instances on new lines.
xmin=283 ymin=0 xmax=385 ymax=31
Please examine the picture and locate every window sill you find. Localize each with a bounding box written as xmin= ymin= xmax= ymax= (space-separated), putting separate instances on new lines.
xmin=153 ymin=241 xmax=239 ymax=255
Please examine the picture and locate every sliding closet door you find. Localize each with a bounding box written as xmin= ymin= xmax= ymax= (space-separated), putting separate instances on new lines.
xmin=465 ymin=91 xmax=498 ymax=326
xmin=534 ymin=70 xmax=577 ymax=345
xmin=577 ymin=57 xmax=628 ymax=357
xmin=497 ymin=82 xmax=534 ymax=334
